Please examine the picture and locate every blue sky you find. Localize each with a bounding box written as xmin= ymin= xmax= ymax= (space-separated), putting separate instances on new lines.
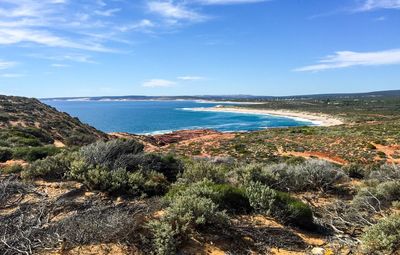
xmin=0 ymin=0 xmax=399 ymax=97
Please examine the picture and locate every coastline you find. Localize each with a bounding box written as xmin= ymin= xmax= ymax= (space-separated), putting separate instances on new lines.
xmin=185 ymin=106 xmax=344 ymax=127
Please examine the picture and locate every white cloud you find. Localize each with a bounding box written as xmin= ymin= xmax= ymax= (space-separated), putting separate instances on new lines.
xmin=118 ymin=19 xmax=155 ymax=32
xmin=94 ymin=8 xmax=121 ymax=17
xmin=29 ymin=53 xmax=96 ymax=64
xmin=360 ymin=0 xmax=400 ymax=11
xmin=0 ymin=28 xmax=113 ymax=52
xmin=197 ymin=0 xmax=266 ymax=5
xmin=148 ymin=1 xmax=206 ymax=21
xmin=295 ymin=49 xmax=400 ymax=72
xmin=0 ymin=60 xmax=17 ymax=70
xmin=0 ymin=73 xmax=25 ymax=78
xmin=51 ymin=63 xmax=70 ymax=67
xmin=0 ymin=1 xmax=121 ymax=53
xmin=142 ymin=79 xmax=176 ymax=87
xmin=178 ymin=76 xmax=205 ymax=80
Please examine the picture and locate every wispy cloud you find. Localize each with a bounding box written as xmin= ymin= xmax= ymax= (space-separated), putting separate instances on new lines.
xmin=0 ymin=0 xmax=128 ymax=53
xmin=197 ymin=0 xmax=266 ymax=5
xmin=295 ymin=49 xmax=400 ymax=72
xmin=147 ymin=0 xmax=267 ymax=25
xmin=148 ymin=2 xmax=207 ymax=22
xmin=177 ymin=76 xmax=205 ymax=80
xmin=0 ymin=28 xmax=114 ymax=52
xmin=0 ymin=73 xmax=25 ymax=78
xmin=51 ymin=63 xmax=70 ymax=68
xmin=142 ymin=79 xmax=177 ymax=87
xmin=359 ymin=0 xmax=400 ymax=11
xmin=94 ymin=8 xmax=121 ymax=17
xmin=0 ymin=60 xmax=17 ymax=70
xmin=28 ymin=53 xmax=97 ymax=64
xmin=118 ymin=19 xmax=155 ymax=32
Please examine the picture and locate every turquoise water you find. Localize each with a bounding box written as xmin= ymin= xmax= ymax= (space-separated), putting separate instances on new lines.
xmin=44 ymin=100 xmax=314 ymax=134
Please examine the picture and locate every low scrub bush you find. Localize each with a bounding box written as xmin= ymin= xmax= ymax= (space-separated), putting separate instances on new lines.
xmin=65 ymin=139 xmax=182 ymax=196
xmin=231 ymin=160 xmax=347 ymax=192
xmin=353 ymin=181 xmax=400 ymax=212
xmin=2 ymin=164 xmax=24 ymax=174
xmin=12 ymin=146 xmax=60 ymax=162
xmin=80 ymin=139 xmax=144 ymax=168
xmin=342 ymin=163 xmax=365 ymax=179
xmin=167 ymin=181 xmax=251 ymax=213
xmin=361 ymin=214 xmax=400 ymax=254
xmin=114 ymin=153 xmax=182 ymax=182
xmin=262 ymin=160 xmax=346 ymax=192
xmin=6 ymin=136 xmax=42 ymax=147
xmin=147 ymin=219 xmax=180 ymax=255
xmin=22 ymin=151 xmax=76 ymax=180
xmin=245 ymin=181 xmax=314 ymax=229
xmin=367 ymin=164 xmax=400 ymax=182
xmin=180 ymin=159 xmax=228 ymax=184
xmin=81 ymin=167 xmax=169 ymax=196
xmin=148 ymin=190 xmax=228 ymax=254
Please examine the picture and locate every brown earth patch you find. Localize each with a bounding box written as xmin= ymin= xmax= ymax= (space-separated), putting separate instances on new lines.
xmin=281 ymin=151 xmax=348 ymax=165
xmin=54 ymin=140 xmax=66 ymax=147
xmin=372 ymin=143 xmax=400 ymax=164
xmin=0 ymin=159 xmax=28 ymax=168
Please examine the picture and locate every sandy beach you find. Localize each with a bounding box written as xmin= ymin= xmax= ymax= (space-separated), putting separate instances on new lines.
xmin=187 ymin=106 xmax=344 ymax=127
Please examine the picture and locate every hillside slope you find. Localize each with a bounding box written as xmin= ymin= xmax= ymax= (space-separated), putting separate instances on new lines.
xmin=0 ymin=95 xmax=107 ymax=146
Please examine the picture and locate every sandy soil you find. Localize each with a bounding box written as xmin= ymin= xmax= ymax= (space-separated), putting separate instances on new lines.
xmin=189 ymin=106 xmax=344 ymax=127
xmin=54 ymin=140 xmax=66 ymax=148
xmin=372 ymin=143 xmax=400 ymax=164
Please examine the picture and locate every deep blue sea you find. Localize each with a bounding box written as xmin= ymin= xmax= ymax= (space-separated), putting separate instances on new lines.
xmin=43 ymin=100 xmax=314 ymax=134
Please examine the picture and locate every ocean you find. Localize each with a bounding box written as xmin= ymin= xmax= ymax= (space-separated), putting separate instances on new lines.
xmin=44 ymin=100 xmax=314 ymax=134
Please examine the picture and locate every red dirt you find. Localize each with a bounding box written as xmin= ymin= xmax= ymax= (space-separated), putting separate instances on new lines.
xmin=372 ymin=143 xmax=400 ymax=164
xmin=281 ymin=151 xmax=348 ymax=165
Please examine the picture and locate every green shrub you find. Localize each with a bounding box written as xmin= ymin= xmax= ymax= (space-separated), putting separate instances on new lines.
xmin=367 ymin=164 xmax=400 ymax=182
xmin=353 ymin=181 xmax=400 ymax=212
xmin=149 ymin=191 xmax=228 ymax=254
xmin=167 ymin=181 xmax=251 ymax=213
xmin=245 ymin=181 xmax=277 ymax=214
xmin=285 ymin=156 xmax=306 ymax=165
xmin=12 ymin=146 xmax=60 ymax=162
xmin=342 ymin=163 xmax=365 ymax=179
xmin=2 ymin=164 xmax=24 ymax=174
xmin=180 ymin=159 xmax=228 ymax=184
xmin=274 ymin=191 xmax=314 ymax=229
xmin=22 ymin=151 xmax=75 ymax=180
xmin=80 ymin=139 xmax=144 ymax=168
xmin=362 ymin=214 xmax=400 ymax=254
xmin=166 ymin=192 xmax=228 ymax=228
xmin=147 ymin=219 xmax=180 ymax=255
xmin=75 ymin=165 xmax=169 ymax=196
xmin=114 ymin=153 xmax=182 ymax=182
xmin=6 ymin=136 xmax=42 ymax=147
xmin=149 ymin=181 xmax=230 ymax=254
xmin=231 ymin=160 xmax=347 ymax=192
xmin=0 ymin=147 xmax=12 ymax=162
xmin=64 ymin=133 xmax=98 ymax=146
xmin=245 ymin=181 xmax=314 ymax=229
xmin=229 ymin=163 xmax=273 ymax=187
xmin=261 ymin=160 xmax=347 ymax=192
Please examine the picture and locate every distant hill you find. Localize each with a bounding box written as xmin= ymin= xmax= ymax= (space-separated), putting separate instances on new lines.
xmin=0 ymin=95 xmax=107 ymax=146
xmin=43 ymin=89 xmax=400 ymax=102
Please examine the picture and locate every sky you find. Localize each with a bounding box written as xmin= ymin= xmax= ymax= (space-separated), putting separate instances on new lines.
xmin=0 ymin=0 xmax=399 ymax=98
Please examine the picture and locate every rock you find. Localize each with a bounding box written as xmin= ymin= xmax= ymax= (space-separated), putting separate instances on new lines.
xmin=311 ymin=247 xmax=325 ymax=255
